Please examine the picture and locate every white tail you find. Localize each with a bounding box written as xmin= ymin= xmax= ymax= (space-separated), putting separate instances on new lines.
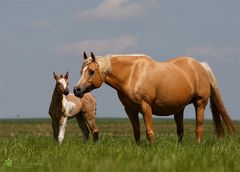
xmin=201 ymin=62 xmax=218 ymax=88
xmin=201 ymin=62 xmax=235 ymax=136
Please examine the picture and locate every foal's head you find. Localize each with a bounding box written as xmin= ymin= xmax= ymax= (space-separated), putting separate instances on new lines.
xmin=74 ymin=52 xmax=103 ymax=98
xmin=53 ymin=72 xmax=69 ymax=95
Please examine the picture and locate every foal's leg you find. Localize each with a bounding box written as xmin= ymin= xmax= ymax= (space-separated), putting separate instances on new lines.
xmin=76 ymin=114 xmax=89 ymax=141
xmin=58 ymin=116 xmax=67 ymax=144
xmin=125 ymin=107 xmax=140 ymax=144
xmin=194 ymin=98 xmax=208 ymax=143
xmin=141 ymin=102 xmax=154 ymax=145
xmin=51 ymin=119 xmax=59 ymax=141
xmin=174 ymin=109 xmax=184 ymax=143
xmin=83 ymin=111 xmax=99 ymax=141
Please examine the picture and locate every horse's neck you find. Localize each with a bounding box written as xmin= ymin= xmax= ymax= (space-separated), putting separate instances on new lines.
xmin=104 ymin=56 xmax=134 ymax=91
xmin=50 ymin=85 xmax=63 ymax=112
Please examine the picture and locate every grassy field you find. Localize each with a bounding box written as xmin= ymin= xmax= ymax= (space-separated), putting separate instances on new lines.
xmin=0 ymin=118 xmax=239 ymax=172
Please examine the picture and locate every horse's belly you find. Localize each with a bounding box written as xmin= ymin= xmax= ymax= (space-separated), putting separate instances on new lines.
xmin=152 ymin=104 xmax=185 ymax=116
xmin=151 ymin=74 xmax=194 ymax=115
xmin=151 ymin=96 xmax=192 ymax=116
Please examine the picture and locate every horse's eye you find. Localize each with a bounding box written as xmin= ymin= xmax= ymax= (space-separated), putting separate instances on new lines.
xmin=89 ymin=69 xmax=95 ymax=76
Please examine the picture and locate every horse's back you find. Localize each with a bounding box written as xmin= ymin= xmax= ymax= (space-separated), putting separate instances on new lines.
xmin=81 ymin=93 xmax=96 ymax=113
xmin=65 ymin=93 xmax=82 ymax=105
xmin=111 ymin=55 xmax=211 ymax=115
xmin=144 ymin=56 xmax=210 ymax=115
xmin=65 ymin=93 xmax=96 ymax=116
xmin=167 ymin=56 xmax=211 ymax=98
xmin=66 ymin=93 xmax=96 ymax=108
xmin=165 ymin=57 xmax=200 ymax=89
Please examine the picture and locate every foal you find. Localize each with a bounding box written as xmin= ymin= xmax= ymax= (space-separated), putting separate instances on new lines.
xmin=49 ymin=72 xmax=99 ymax=144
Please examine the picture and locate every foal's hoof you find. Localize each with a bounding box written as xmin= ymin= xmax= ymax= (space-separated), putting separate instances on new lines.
xmin=58 ymin=138 xmax=64 ymax=144
xmin=93 ymin=132 xmax=99 ymax=142
xmin=135 ymin=140 xmax=141 ymax=145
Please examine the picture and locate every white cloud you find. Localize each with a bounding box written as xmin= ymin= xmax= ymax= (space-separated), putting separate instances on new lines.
xmin=57 ymin=35 xmax=138 ymax=55
xmin=32 ymin=20 xmax=53 ymax=30
xmin=76 ymin=0 xmax=158 ymax=20
xmin=185 ymin=46 xmax=240 ymax=62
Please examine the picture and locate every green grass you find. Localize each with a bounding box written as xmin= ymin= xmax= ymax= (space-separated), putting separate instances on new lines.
xmin=0 ymin=118 xmax=239 ymax=172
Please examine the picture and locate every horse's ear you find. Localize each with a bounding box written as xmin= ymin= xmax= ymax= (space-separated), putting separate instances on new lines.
xmin=64 ymin=71 xmax=69 ymax=79
xmin=91 ymin=52 xmax=96 ymax=62
xmin=83 ymin=51 xmax=88 ymax=60
xmin=53 ymin=72 xmax=59 ymax=80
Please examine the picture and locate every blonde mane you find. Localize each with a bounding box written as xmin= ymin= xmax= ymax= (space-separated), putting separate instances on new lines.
xmin=82 ymin=54 xmax=151 ymax=81
xmin=96 ymin=55 xmax=112 ymax=75
xmin=111 ymin=54 xmax=151 ymax=58
xmin=81 ymin=55 xmax=110 ymax=81
xmin=96 ymin=54 xmax=152 ymax=80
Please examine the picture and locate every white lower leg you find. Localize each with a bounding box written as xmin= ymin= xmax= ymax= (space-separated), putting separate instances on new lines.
xmin=58 ymin=117 xmax=67 ymax=144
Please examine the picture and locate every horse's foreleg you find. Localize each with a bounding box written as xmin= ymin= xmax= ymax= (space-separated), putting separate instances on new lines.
xmin=58 ymin=117 xmax=67 ymax=144
xmin=83 ymin=111 xmax=99 ymax=141
xmin=174 ymin=110 xmax=184 ymax=143
xmin=141 ymin=102 xmax=154 ymax=145
xmin=194 ymin=99 xmax=208 ymax=143
xmin=76 ymin=114 xmax=89 ymax=141
xmin=51 ymin=119 xmax=59 ymax=141
xmin=125 ymin=107 xmax=140 ymax=144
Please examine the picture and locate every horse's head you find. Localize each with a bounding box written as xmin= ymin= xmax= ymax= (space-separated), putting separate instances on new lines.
xmin=53 ymin=72 xmax=69 ymax=96
xmin=74 ymin=52 xmax=103 ymax=98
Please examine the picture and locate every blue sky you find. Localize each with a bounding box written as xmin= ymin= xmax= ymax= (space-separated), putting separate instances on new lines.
xmin=0 ymin=0 xmax=239 ymax=120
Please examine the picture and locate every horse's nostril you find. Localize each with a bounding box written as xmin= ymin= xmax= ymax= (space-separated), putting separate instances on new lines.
xmin=73 ymin=86 xmax=84 ymax=98
xmin=74 ymin=86 xmax=80 ymax=93
xmin=64 ymin=89 xmax=69 ymax=95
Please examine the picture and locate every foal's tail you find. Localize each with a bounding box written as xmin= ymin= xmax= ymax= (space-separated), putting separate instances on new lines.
xmin=201 ymin=62 xmax=236 ymax=137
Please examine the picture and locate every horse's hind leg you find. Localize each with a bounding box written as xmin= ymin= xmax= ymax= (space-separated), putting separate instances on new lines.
xmin=76 ymin=114 xmax=89 ymax=141
xmin=194 ymin=98 xmax=208 ymax=143
xmin=174 ymin=109 xmax=184 ymax=143
xmin=83 ymin=111 xmax=99 ymax=141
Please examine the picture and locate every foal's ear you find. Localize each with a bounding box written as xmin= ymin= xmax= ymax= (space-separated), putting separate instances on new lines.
xmin=91 ymin=52 xmax=96 ymax=62
xmin=53 ymin=72 xmax=59 ymax=80
xmin=83 ymin=51 xmax=88 ymax=60
xmin=64 ymin=71 xmax=69 ymax=79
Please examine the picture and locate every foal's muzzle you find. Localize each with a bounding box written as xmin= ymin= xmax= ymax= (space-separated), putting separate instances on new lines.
xmin=63 ymin=88 xmax=69 ymax=96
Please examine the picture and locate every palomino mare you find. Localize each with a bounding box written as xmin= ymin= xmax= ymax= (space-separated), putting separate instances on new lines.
xmin=73 ymin=52 xmax=235 ymax=144
xmin=49 ymin=72 xmax=99 ymax=144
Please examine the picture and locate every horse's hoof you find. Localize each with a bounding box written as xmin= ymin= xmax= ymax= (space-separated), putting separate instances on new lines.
xmin=93 ymin=132 xmax=99 ymax=141
xmin=58 ymin=138 xmax=64 ymax=144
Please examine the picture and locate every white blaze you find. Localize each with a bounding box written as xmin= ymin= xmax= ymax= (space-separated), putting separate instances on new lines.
xmin=58 ymin=78 xmax=67 ymax=89
xmin=77 ymin=66 xmax=88 ymax=86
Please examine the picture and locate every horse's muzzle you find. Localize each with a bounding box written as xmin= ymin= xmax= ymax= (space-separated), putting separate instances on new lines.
xmin=73 ymin=86 xmax=84 ymax=98
xmin=63 ymin=88 xmax=69 ymax=96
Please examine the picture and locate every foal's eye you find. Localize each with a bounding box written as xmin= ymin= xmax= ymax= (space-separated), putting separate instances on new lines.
xmin=89 ymin=69 xmax=95 ymax=76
